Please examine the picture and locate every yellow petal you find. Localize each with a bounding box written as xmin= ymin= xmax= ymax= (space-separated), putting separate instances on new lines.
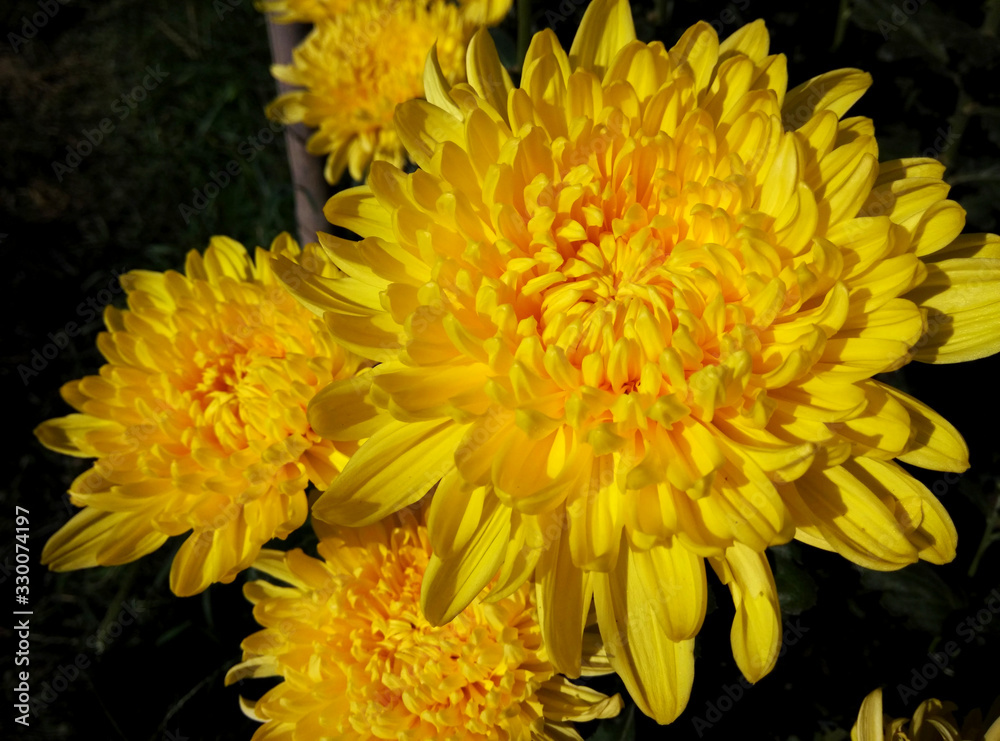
xmin=34 ymin=414 xmax=122 ymax=458
xmin=566 ymin=454 xmax=623 ymax=571
xmin=323 ymin=308 xmax=404 ymax=361
xmin=878 ymin=382 xmax=969 ymax=473
xmin=906 ymin=257 xmax=1000 ymax=363
xmin=632 ymin=539 xmax=706 ymax=641
xmin=486 ymin=508 xmax=543 ymax=602
xmin=42 ymin=508 xmax=131 ymax=571
xmin=719 ymin=19 xmax=770 ymax=63
xmin=785 ymin=465 xmax=919 ymax=570
xmin=593 ymin=536 xmax=696 ymax=725
xmin=224 ymin=656 xmax=280 ymax=686
xmin=537 ymin=677 xmax=623 ymax=722
xmin=782 ymin=69 xmax=872 ymax=129
xmin=422 ymin=43 xmax=462 ymax=119
xmin=308 ymin=373 xmax=392 ymax=442
xmin=426 ymin=473 xmax=486 ymax=558
xmin=851 ymin=688 xmax=886 ymax=741
xmin=323 ymin=186 xmax=395 ymax=242
xmin=394 ymin=98 xmax=465 ymax=172
xmin=535 ymin=526 xmax=592 ymax=677
xmin=466 ymin=28 xmax=514 ymax=121
xmin=95 ymin=513 xmax=169 ymax=565
xmin=927 ymin=232 xmax=1000 ymax=261
xmin=200 ymin=236 xmax=253 ymax=282
xmin=846 ymin=458 xmax=957 ymax=565
xmin=421 ymin=492 xmax=510 ymax=625
xmin=169 ymin=529 xmax=219 ymax=596
xmin=568 ymin=0 xmax=637 ymax=77
xmin=668 ymin=21 xmax=719 ymax=94
xmin=711 ymin=543 xmax=782 ymax=682
xmin=312 ymin=419 xmax=467 ymax=526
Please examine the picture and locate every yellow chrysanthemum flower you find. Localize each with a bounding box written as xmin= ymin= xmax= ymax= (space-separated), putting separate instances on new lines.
xmin=226 ymin=510 xmax=622 ymax=740
xmin=266 ymin=0 xmax=511 ymax=184
xmin=35 ymin=234 xmax=362 ymax=596
xmin=259 ymin=0 xmax=509 ymax=26
xmin=292 ymin=0 xmax=1000 ymax=724
xmin=852 ymin=688 xmax=1000 ymax=741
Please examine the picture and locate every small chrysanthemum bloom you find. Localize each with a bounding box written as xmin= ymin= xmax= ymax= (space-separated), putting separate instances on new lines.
xmin=259 ymin=0 xmax=509 ymax=26
xmin=226 ymin=510 xmax=622 ymax=740
xmin=295 ymin=0 xmax=1000 ymax=723
xmin=266 ymin=0 xmax=511 ymax=184
xmin=852 ymin=688 xmax=1000 ymax=741
xmin=35 ymin=235 xmax=363 ymax=596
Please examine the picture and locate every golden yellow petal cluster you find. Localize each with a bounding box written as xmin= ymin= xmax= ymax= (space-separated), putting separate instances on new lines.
xmin=266 ymin=0 xmax=512 ymax=184
xmin=852 ymin=688 xmax=1000 ymax=741
xmin=226 ymin=510 xmax=622 ymax=740
xmin=35 ymin=235 xmax=362 ymax=596
xmin=288 ymin=0 xmax=1000 ymax=723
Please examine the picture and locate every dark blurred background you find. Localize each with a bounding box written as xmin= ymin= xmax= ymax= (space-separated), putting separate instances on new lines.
xmin=1 ymin=0 xmax=999 ymax=739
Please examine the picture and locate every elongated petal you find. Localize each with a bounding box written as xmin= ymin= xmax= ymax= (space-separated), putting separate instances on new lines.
xmin=535 ymin=526 xmax=592 ymax=676
xmin=907 ymin=258 xmax=1000 ymax=363
xmin=711 ymin=543 xmax=782 ymax=682
xmin=467 ymin=28 xmax=514 ymax=120
xmin=630 ymin=538 xmax=707 ymax=641
xmin=851 ymin=689 xmax=886 ymax=741
xmin=308 ymin=373 xmax=393 ymax=442
xmin=878 ymin=382 xmax=969 ymax=472
xmin=782 ymin=69 xmax=872 ymax=128
xmin=568 ymin=0 xmax=636 ymax=76
xmin=421 ymin=493 xmax=510 ymax=625
xmin=537 ymin=677 xmax=623 ymax=722
xmin=34 ymin=415 xmax=123 ymax=458
xmin=593 ymin=537 xmax=695 ymax=725
xmin=313 ymin=419 xmax=467 ymax=526
xmin=785 ymin=465 xmax=919 ymax=570
xmin=43 ymin=509 xmax=135 ymax=570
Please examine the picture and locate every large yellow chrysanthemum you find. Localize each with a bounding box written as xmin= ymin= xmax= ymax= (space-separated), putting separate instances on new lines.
xmin=35 ymin=235 xmax=362 ymax=596
xmin=852 ymin=688 xmax=1000 ymax=741
xmin=266 ymin=0 xmax=511 ymax=184
xmin=291 ymin=0 xmax=1000 ymax=724
xmin=226 ymin=510 xmax=622 ymax=740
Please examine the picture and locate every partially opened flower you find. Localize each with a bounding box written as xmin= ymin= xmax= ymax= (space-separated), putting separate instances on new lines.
xmin=35 ymin=235 xmax=362 ymax=596
xmin=293 ymin=0 xmax=1000 ymax=724
xmin=266 ymin=0 xmax=511 ymax=184
xmin=852 ymin=688 xmax=1000 ymax=741
xmin=226 ymin=510 xmax=622 ymax=740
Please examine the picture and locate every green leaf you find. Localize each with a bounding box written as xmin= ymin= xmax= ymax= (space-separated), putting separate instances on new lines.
xmin=860 ymin=562 xmax=960 ymax=633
